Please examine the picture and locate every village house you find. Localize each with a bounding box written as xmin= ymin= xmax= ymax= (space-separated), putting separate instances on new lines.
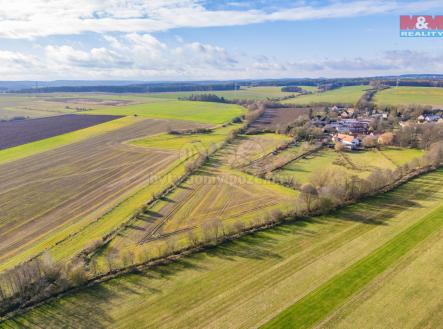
xmin=333 ymin=133 xmax=360 ymax=150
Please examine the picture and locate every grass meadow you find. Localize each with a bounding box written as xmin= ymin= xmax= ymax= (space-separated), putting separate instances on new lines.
xmin=147 ymin=86 xmax=301 ymax=101
xmin=85 ymin=100 xmax=245 ymax=124
xmin=264 ymin=194 xmax=443 ymax=328
xmin=274 ymin=147 xmax=423 ymax=184
xmin=375 ymin=86 xmax=443 ymax=107
xmin=319 ymin=225 xmax=443 ymax=328
xmin=3 ymin=170 xmax=443 ymax=329
xmin=0 ymin=93 xmax=166 ymax=120
xmin=281 ymin=85 xmax=368 ymax=105
xmin=130 ymin=124 xmax=240 ymax=151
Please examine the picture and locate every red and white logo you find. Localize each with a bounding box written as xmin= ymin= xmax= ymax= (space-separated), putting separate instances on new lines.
xmin=400 ymin=15 xmax=443 ymax=37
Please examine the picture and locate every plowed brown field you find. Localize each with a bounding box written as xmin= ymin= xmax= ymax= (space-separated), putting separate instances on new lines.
xmin=0 ymin=118 xmax=200 ymax=265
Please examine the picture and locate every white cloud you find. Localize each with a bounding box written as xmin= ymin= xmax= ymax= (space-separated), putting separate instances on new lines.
xmin=45 ymin=45 xmax=129 ymax=68
xmin=0 ymin=0 xmax=441 ymax=39
xmin=0 ymin=32 xmax=440 ymax=80
xmin=0 ymin=50 xmax=43 ymax=79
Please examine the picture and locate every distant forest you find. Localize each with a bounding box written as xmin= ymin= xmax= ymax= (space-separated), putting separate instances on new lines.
xmin=15 ymin=83 xmax=240 ymax=94
xmin=3 ymin=75 xmax=443 ymax=93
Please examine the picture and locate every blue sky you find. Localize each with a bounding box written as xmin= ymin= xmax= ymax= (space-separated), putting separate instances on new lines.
xmin=0 ymin=0 xmax=442 ymax=80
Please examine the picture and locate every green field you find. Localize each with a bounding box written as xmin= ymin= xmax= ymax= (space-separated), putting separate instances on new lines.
xmin=319 ymin=226 xmax=443 ymax=328
xmin=130 ymin=124 xmax=238 ymax=151
xmin=297 ymin=85 xmax=319 ymax=92
xmin=85 ymin=100 xmax=245 ymax=124
xmin=274 ymin=148 xmax=423 ymax=184
xmin=224 ymin=133 xmax=292 ymax=167
xmin=147 ymin=86 xmax=300 ymax=101
xmin=3 ymin=170 xmax=443 ymax=328
xmin=281 ymin=85 xmax=368 ymax=105
xmin=375 ymin=86 xmax=443 ymax=107
xmin=264 ymin=195 xmax=443 ymax=328
xmin=0 ymin=93 xmax=247 ymax=124
xmin=0 ymin=93 xmax=166 ymax=120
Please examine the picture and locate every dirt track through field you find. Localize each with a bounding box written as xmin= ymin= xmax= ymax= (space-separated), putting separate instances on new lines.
xmin=0 ymin=118 xmax=200 ymax=264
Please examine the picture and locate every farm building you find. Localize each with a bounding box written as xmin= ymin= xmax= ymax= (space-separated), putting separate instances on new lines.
xmin=337 ymin=119 xmax=369 ymax=134
xmin=333 ymin=133 xmax=360 ymax=150
xmin=417 ymin=114 xmax=442 ymax=123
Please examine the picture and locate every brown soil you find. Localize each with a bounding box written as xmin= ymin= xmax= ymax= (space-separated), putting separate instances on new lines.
xmin=0 ymin=118 xmax=202 ymax=264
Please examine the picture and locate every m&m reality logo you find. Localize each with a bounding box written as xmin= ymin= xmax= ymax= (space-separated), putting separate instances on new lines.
xmin=400 ymin=15 xmax=443 ymax=37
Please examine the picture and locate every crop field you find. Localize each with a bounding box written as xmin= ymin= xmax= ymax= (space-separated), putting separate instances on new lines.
xmin=222 ymin=133 xmax=292 ymax=168
xmin=374 ymin=86 xmax=443 ymax=107
xmin=0 ymin=114 xmax=120 ymax=150
xmin=297 ymin=85 xmax=319 ymax=92
xmin=273 ymin=147 xmax=423 ymax=184
xmin=318 ymin=227 xmax=443 ymax=328
xmin=245 ymin=144 xmax=306 ymax=175
xmin=0 ymin=118 xmax=202 ymax=271
xmin=0 ymin=116 xmax=141 ymax=165
xmin=111 ymin=166 xmax=297 ymax=251
xmin=147 ymin=86 xmax=300 ymax=101
xmin=4 ymin=170 xmax=443 ymax=329
xmin=107 ymin=132 xmax=297 ymax=255
xmin=281 ymin=85 xmax=369 ymax=105
xmin=0 ymin=95 xmax=75 ymax=120
xmin=130 ymin=124 xmax=239 ymax=152
xmin=84 ymin=100 xmax=245 ymax=124
xmin=248 ymin=107 xmax=312 ymax=131
xmin=274 ymin=149 xmax=353 ymax=183
xmin=158 ymin=169 xmax=295 ymax=235
xmin=0 ymin=93 xmax=164 ymax=120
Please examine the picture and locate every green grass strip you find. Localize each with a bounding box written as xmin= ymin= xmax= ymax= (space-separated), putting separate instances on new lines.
xmin=262 ymin=204 xmax=443 ymax=329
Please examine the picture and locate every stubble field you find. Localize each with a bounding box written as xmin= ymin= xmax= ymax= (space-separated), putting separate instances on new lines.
xmin=3 ymin=170 xmax=442 ymax=329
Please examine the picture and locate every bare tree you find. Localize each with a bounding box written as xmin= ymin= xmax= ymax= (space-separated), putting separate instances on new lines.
xmin=378 ymin=132 xmax=394 ymax=146
xmin=299 ymin=183 xmax=318 ymax=212
xmin=104 ymin=247 xmax=118 ymax=272
xmin=187 ymin=230 xmax=200 ymax=247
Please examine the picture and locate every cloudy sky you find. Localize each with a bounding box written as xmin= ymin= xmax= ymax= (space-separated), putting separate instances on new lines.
xmin=0 ymin=0 xmax=442 ymax=80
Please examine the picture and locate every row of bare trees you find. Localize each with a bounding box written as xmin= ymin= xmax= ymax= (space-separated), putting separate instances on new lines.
xmin=0 ymin=254 xmax=88 ymax=316
xmin=395 ymin=122 xmax=443 ymax=149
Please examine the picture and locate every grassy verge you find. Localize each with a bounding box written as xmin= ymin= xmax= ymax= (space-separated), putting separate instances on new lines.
xmin=262 ymin=202 xmax=443 ymax=329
